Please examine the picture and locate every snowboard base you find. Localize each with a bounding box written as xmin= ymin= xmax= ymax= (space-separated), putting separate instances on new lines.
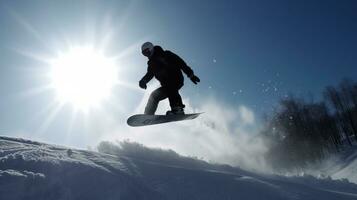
xmin=127 ymin=113 xmax=202 ymax=127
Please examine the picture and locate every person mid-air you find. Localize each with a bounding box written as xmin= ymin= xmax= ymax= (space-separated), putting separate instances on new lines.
xmin=139 ymin=42 xmax=200 ymax=115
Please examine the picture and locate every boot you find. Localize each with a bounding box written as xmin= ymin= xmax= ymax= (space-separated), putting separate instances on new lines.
xmin=166 ymin=106 xmax=185 ymax=115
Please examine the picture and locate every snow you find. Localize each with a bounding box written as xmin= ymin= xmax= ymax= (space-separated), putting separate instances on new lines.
xmin=307 ymin=145 xmax=357 ymax=184
xmin=333 ymin=151 xmax=357 ymax=183
xmin=1 ymin=136 xmax=357 ymax=200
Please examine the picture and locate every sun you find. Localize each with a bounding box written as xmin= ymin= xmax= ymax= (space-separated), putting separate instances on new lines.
xmin=49 ymin=46 xmax=118 ymax=111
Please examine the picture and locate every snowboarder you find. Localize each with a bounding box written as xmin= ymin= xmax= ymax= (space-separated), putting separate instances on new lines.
xmin=139 ymin=42 xmax=200 ymax=115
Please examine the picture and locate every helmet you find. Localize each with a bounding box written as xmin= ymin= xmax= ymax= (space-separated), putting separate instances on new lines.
xmin=141 ymin=42 xmax=154 ymax=52
xmin=141 ymin=42 xmax=154 ymax=57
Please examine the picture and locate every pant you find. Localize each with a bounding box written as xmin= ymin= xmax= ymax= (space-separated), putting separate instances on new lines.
xmin=144 ymin=86 xmax=184 ymax=115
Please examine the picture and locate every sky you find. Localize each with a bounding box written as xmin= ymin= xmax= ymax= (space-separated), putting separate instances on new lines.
xmin=0 ymin=0 xmax=356 ymax=163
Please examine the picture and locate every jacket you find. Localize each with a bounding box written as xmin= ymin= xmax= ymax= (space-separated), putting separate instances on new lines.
xmin=140 ymin=46 xmax=194 ymax=88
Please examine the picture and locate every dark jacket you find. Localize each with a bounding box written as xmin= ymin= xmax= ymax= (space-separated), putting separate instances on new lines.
xmin=140 ymin=46 xmax=194 ymax=89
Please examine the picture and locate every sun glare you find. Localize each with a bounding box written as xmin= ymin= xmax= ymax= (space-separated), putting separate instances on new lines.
xmin=50 ymin=46 xmax=118 ymax=111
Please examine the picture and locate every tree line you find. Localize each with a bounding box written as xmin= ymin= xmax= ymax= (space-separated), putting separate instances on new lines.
xmin=261 ymin=79 xmax=357 ymax=170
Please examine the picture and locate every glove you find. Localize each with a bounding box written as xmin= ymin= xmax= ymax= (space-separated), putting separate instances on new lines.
xmin=190 ymin=75 xmax=200 ymax=84
xmin=139 ymin=80 xmax=147 ymax=89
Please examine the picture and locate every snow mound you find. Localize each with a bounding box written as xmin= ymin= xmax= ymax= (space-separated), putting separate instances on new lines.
xmin=333 ymin=150 xmax=357 ymax=183
xmin=1 ymin=136 xmax=357 ymax=200
xmin=310 ymin=145 xmax=357 ymax=184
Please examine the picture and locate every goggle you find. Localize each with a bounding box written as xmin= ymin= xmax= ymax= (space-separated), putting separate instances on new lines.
xmin=142 ymin=48 xmax=151 ymax=56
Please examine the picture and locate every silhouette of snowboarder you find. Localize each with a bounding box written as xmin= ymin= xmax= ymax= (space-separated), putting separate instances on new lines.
xmin=139 ymin=42 xmax=200 ymax=115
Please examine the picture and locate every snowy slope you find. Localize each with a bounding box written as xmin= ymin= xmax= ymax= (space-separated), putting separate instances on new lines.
xmin=1 ymin=136 xmax=357 ymax=200
xmin=311 ymin=145 xmax=357 ymax=184
xmin=332 ymin=148 xmax=357 ymax=183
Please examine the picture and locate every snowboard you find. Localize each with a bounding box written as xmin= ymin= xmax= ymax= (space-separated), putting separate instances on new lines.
xmin=127 ymin=113 xmax=202 ymax=127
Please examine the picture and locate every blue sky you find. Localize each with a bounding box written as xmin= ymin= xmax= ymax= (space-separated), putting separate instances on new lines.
xmin=0 ymin=0 xmax=356 ymax=149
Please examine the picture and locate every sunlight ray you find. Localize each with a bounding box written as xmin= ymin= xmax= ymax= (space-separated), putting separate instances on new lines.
xmin=112 ymin=39 xmax=149 ymax=60
xmin=97 ymin=12 xmax=116 ymax=51
xmin=12 ymin=48 xmax=53 ymax=64
xmin=112 ymin=0 xmax=138 ymax=35
xmin=115 ymin=80 xmax=142 ymax=92
xmin=6 ymin=6 xmax=51 ymax=50
xmin=36 ymin=102 xmax=65 ymax=136
xmin=16 ymin=85 xmax=53 ymax=99
xmin=84 ymin=7 xmax=97 ymax=48
xmin=29 ymin=100 xmax=60 ymax=124
xmin=64 ymin=109 xmax=79 ymax=145
xmin=98 ymin=30 xmax=114 ymax=51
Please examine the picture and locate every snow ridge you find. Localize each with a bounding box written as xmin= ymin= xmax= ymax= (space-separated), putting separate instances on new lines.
xmin=1 ymin=136 xmax=357 ymax=200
